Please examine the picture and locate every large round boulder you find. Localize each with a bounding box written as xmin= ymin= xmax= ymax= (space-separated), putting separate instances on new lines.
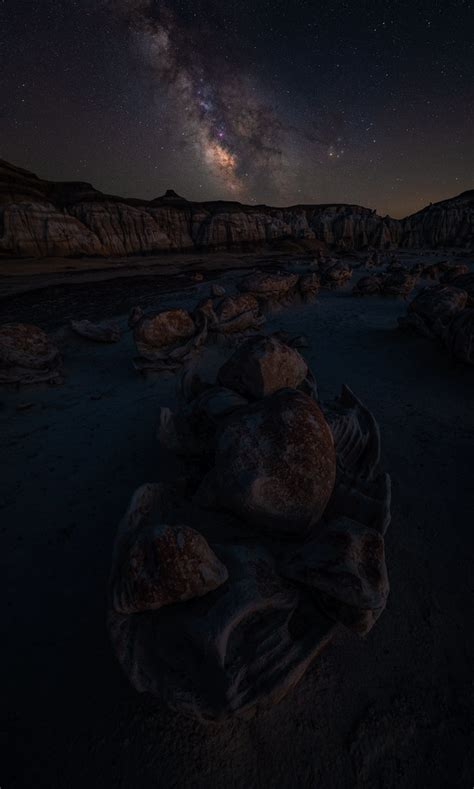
xmin=134 ymin=309 xmax=195 ymax=358
xmin=239 ymin=271 xmax=299 ymax=296
xmin=197 ymin=388 xmax=336 ymax=536
xmin=399 ymin=284 xmax=468 ymax=338
xmin=0 ymin=323 xmax=63 ymax=384
xmin=217 ymin=335 xmax=308 ymax=399
xmin=352 ymin=275 xmax=383 ymax=296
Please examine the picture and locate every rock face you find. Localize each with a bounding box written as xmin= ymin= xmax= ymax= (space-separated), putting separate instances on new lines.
xmin=197 ymin=388 xmax=337 ymax=536
xmin=2 ymin=159 xmax=472 ymax=258
xmin=401 ymin=190 xmax=474 ymax=249
xmin=0 ymin=323 xmax=63 ymax=384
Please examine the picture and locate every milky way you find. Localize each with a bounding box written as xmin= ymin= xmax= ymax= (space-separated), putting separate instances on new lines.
xmin=1 ymin=0 xmax=473 ymax=215
xmin=113 ymin=0 xmax=295 ymax=200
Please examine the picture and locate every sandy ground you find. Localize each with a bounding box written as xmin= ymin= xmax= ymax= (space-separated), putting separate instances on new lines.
xmin=0 ymin=253 xmax=473 ymax=787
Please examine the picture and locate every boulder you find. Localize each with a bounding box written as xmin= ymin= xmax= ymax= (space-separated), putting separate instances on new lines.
xmin=197 ymin=389 xmax=336 ymax=536
xmin=320 ymin=261 xmax=352 ymax=287
xmin=298 ymin=271 xmax=321 ymax=299
xmin=280 ymin=517 xmax=389 ymax=635
xmin=352 ymin=275 xmax=383 ymax=296
xmin=382 ymin=270 xmax=417 ymax=298
xmin=443 ymin=308 xmax=474 ymax=365
xmin=439 ymin=264 xmax=469 ymax=283
xmin=110 ymin=484 xmax=228 ymax=615
xmin=71 ymin=319 xmax=121 ymax=343
xmin=448 ymin=271 xmax=474 ymax=305
xmin=133 ymin=308 xmax=196 ymax=359
xmin=398 ymin=285 xmax=468 ymax=338
xmin=211 ymin=284 xmax=226 ymax=297
xmin=217 ymin=335 xmax=308 ymax=399
xmin=239 ymin=271 xmax=299 ymax=297
xmin=0 ymin=323 xmax=63 ymax=385
xmin=212 ymin=294 xmax=263 ymax=333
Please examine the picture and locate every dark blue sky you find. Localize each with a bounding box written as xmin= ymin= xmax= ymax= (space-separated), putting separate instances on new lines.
xmin=1 ymin=0 xmax=473 ymax=216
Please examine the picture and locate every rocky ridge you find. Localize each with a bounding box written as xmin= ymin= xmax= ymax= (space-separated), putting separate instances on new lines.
xmin=0 ymin=159 xmax=472 ymax=258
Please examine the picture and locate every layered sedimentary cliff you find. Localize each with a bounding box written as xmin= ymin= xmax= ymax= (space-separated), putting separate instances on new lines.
xmin=0 ymin=159 xmax=472 ymax=257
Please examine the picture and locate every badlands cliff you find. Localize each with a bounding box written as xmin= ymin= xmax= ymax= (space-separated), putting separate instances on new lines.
xmin=0 ymin=159 xmax=472 ymax=257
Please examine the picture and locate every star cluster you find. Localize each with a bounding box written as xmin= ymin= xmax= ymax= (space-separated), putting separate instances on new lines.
xmin=0 ymin=0 xmax=473 ymax=216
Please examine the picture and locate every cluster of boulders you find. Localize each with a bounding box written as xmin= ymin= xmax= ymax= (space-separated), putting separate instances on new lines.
xmin=353 ymin=269 xmax=418 ymax=298
xmin=128 ymin=268 xmax=328 ymax=374
xmin=399 ymin=270 xmax=474 ymax=364
xmin=130 ymin=306 xmax=208 ymax=373
xmin=108 ymin=334 xmax=391 ymax=721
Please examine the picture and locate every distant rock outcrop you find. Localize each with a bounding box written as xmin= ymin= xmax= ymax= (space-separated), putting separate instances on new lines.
xmin=0 ymin=159 xmax=472 ymax=258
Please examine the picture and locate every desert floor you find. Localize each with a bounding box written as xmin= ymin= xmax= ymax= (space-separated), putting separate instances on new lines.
xmin=1 ymin=251 xmax=473 ymax=788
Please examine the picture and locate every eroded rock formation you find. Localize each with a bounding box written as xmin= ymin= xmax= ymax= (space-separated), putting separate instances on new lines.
xmin=2 ymin=159 xmax=472 ymax=258
xmin=108 ymin=340 xmax=392 ymax=720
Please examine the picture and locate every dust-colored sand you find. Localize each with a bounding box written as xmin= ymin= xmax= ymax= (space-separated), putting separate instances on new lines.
xmin=0 ymin=252 xmax=473 ymax=787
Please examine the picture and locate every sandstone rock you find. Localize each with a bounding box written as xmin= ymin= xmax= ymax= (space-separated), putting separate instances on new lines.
xmin=420 ymin=261 xmax=453 ymax=280
xmin=443 ymin=309 xmax=474 ymax=365
xmin=439 ymin=264 xmax=469 ymax=283
xmin=352 ymin=275 xmax=383 ymax=296
xmin=320 ymin=261 xmax=352 ymax=287
xmin=133 ymin=309 xmax=196 ymax=359
xmin=382 ymin=270 xmax=417 ymax=298
xmin=1 ymin=160 xmax=472 ymax=257
xmin=447 ymin=272 xmax=474 ymax=305
xmin=197 ymin=389 xmax=336 ymax=536
xmin=298 ymin=271 xmax=321 ymax=299
xmin=398 ymin=285 xmax=468 ymax=338
xmin=71 ymin=319 xmax=121 ymax=343
xmin=212 ymin=294 xmax=264 ymax=333
xmin=110 ymin=484 xmax=228 ymax=615
xmin=239 ymin=271 xmax=299 ymax=296
xmin=280 ymin=517 xmax=389 ymax=635
xmin=0 ymin=323 xmax=63 ymax=385
xmin=128 ymin=306 xmax=144 ymax=328
xmin=217 ymin=335 xmax=308 ymax=399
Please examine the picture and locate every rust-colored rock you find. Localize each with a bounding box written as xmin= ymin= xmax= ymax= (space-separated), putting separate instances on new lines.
xmin=110 ymin=484 xmax=228 ymax=615
xmin=320 ymin=261 xmax=352 ymax=287
xmin=217 ymin=335 xmax=308 ymax=399
xmin=133 ymin=308 xmax=195 ymax=358
xmin=197 ymin=389 xmax=336 ymax=536
xmin=0 ymin=323 xmax=63 ymax=384
xmin=239 ymin=271 xmax=299 ymax=296
xmin=212 ymin=293 xmax=263 ymax=333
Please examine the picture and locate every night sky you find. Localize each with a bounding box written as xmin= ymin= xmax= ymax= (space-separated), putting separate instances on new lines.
xmin=1 ymin=0 xmax=473 ymax=217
